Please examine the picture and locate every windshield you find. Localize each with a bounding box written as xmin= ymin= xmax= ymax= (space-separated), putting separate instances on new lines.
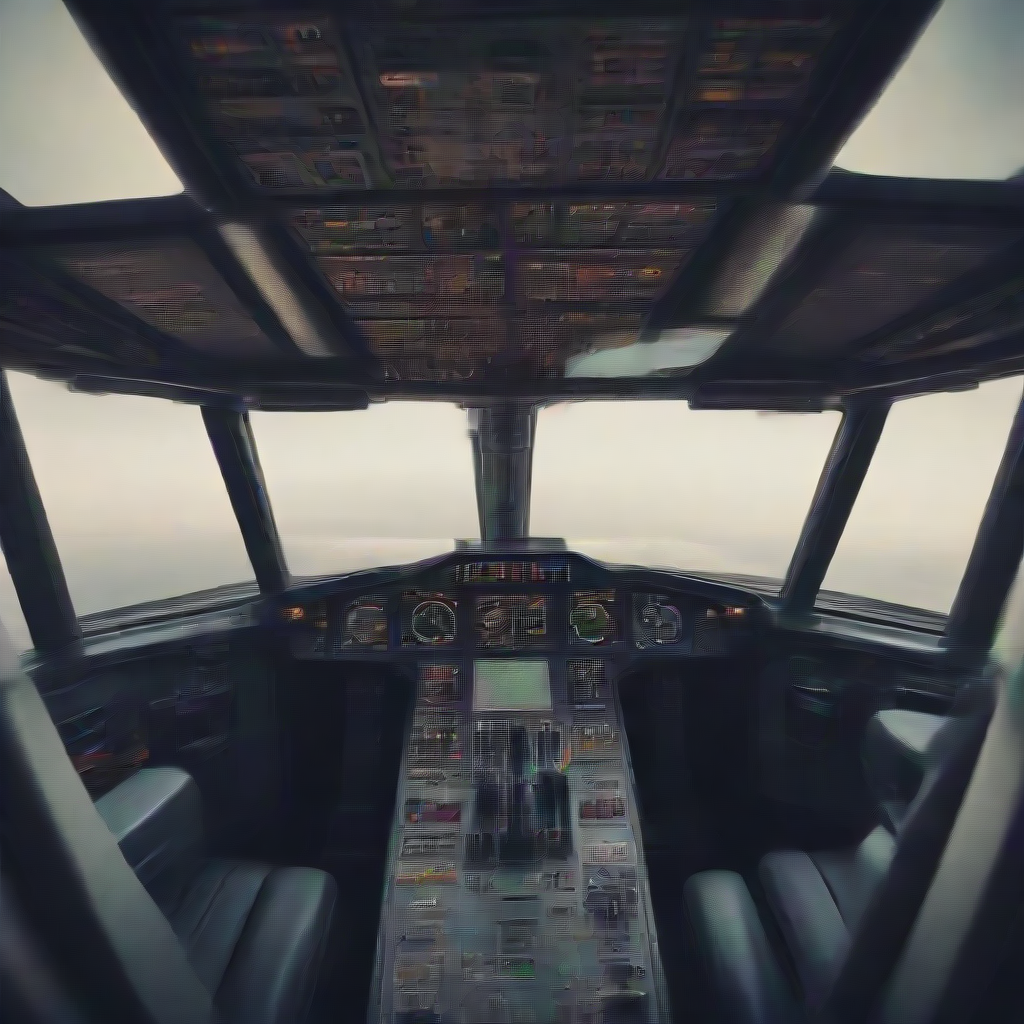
xmin=250 ymin=402 xmax=479 ymax=577
xmin=833 ymin=0 xmax=1024 ymax=180
xmin=530 ymin=402 xmax=842 ymax=586
xmin=0 ymin=0 xmax=182 ymax=206
xmin=7 ymin=372 xmax=256 ymax=616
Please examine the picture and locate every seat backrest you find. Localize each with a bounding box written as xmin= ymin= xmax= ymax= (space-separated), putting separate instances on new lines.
xmin=95 ymin=765 xmax=205 ymax=919
xmin=820 ymin=683 xmax=994 ymax=1024
xmin=874 ymin=661 xmax=1024 ymax=1024
xmin=0 ymin=623 xmax=217 ymax=1024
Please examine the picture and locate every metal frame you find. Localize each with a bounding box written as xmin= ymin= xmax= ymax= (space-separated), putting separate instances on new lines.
xmin=944 ymin=386 xmax=1024 ymax=663
xmin=470 ymin=404 xmax=536 ymax=542
xmin=780 ymin=399 xmax=891 ymax=615
xmin=202 ymin=407 xmax=289 ymax=594
xmin=0 ymin=373 xmax=80 ymax=654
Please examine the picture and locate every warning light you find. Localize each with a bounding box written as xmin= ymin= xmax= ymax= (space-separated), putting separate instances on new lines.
xmin=282 ymin=606 xmax=305 ymax=622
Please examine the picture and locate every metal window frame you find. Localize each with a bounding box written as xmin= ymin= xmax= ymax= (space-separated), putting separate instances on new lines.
xmin=0 ymin=372 xmax=81 ymax=654
xmin=202 ymin=406 xmax=288 ymax=594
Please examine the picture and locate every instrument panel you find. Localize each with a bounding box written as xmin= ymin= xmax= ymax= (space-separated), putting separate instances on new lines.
xmin=280 ymin=555 xmax=758 ymax=661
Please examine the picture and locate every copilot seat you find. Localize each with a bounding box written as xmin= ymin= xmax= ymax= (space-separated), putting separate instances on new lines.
xmin=683 ymin=689 xmax=992 ymax=1024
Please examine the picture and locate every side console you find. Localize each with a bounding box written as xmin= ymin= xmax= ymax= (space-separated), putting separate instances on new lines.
xmin=369 ymin=657 xmax=670 ymax=1024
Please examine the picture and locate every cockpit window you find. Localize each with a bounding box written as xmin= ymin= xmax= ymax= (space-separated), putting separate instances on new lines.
xmin=833 ymin=0 xmax=1024 ymax=180
xmin=0 ymin=0 xmax=182 ymax=206
xmin=249 ymin=402 xmax=479 ymax=578
xmin=821 ymin=375 xmax=1023 ymax=613
xmin=6 ymin=372 xmax=255 ymax=615
xmin=530 ymin=401 xmax=842 ymax=586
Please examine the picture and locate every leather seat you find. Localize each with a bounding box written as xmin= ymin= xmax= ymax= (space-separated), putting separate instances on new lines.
xmin=684 ymin=690 xmax=993 ymax=1024
xmin=0 ymin=616 xmax=337 ymax=1024
xmin=758 ymin=824 xmax=895 ymax=1008
xmin=96 ymin=766 xmax=336 ymax=1024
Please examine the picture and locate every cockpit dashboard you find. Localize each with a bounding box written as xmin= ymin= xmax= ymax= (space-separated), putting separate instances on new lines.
xmin=276 ymin=551 xmax=759 ymax=664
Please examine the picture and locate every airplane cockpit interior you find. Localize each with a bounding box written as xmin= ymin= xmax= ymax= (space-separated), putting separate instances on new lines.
xmin=1 ymin=1 xmax=1023 ymax=1023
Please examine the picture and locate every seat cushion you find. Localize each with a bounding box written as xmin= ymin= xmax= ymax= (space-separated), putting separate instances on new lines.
xmin=759 ymin=851 xmax=849 ymax=1009
xmin=169 ymin=859 xmax=337 ymax=1024
xmin=809 ymin=825 xmax=896 ymax=935
xmin=683 ymin=870 xmax=802 ymax=1024
xmin=758 ymin=827 xmax=896 ymax=1011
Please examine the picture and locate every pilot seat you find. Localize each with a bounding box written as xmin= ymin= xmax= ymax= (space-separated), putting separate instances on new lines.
xmin=0 ymin=628 xmax=337 ymax=1024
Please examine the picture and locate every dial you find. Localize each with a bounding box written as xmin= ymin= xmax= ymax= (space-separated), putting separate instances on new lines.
xmin=342 ymin=599 xmax=387 ymax=648
xmin=411 ymin=599 xmax=457 ymax=645
xmin=570 ymin=591 xmax=617 ymax=645
xmin=635 ymin=595 xmax=683 ymax=647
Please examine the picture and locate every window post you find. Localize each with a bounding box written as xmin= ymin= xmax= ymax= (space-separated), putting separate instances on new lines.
xmin=202 ymin=407 xmax=288 ymax=594
xmin=0 ymin=372 xmax=81 ymax=653
xmin=469 ymin=404 xmax=536 ymax=543
xmin=780 ymin=399 xmax=891 ymax=615
xmin=945 ymin=386 xmax=1024 ymax=664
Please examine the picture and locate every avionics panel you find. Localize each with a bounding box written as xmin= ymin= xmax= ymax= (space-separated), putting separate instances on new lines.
xmin=455 ymin=559 xmax=571 ymax=585
xmin=372 ymin=652 xmax=670 ymax=1022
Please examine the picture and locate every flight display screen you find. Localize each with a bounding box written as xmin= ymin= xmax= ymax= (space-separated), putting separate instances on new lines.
xmin=476 ymin=594 xmax=549 ymax=648
xmin=473 ymin=659 xmax=552 ymax=713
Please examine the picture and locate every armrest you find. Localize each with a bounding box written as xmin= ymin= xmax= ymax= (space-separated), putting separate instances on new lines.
xmin=95 ymin=766 xmax=204 ymax=916
xmin=684 ymin=870 xmax=802 ymax=1024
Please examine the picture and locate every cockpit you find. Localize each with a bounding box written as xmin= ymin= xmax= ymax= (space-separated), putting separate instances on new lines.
xmin=1 ymin=2 xmax=1024 ymax=1024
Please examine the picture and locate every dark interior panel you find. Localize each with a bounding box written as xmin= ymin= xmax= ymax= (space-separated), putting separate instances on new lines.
xmin=38 ymin=639 xmax=282 ymax=850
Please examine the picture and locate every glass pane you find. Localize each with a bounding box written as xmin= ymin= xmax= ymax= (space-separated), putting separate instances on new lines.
xmin=249 ymin=403 xmax=479 ymax=577
xmin=0 ymin=0 xmax=182 ymax=206
xmin=0 ymin=549 xmax=32 ymax=655
xmin=531 ymin=402 xmax=841 ymax=584
xmin=7 ymin=373 xmax=255 ymax=615
xmin=833 ymin=0 xmax=1024 ymax=180
xmin=822 ymin=376 xmax=1023 ymax=613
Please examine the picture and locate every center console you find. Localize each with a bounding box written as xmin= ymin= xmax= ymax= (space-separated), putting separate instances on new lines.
xmin=369 ymin=656 xmax=670 ymax=1024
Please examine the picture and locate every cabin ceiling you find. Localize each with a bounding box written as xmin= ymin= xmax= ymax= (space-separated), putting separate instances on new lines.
xmin=0 ymin=0 xmax=1022 ymax=410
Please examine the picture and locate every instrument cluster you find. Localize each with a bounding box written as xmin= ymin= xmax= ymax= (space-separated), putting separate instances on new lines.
xmin=280 ymin=557 xmax=756 ymax=659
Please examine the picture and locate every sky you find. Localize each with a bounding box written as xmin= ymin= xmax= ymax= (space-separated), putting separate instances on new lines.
xmin=0 ymin=1 xmax=1023 ymax=649
xmin=833 ymin=0 xmax=1024 ymax=180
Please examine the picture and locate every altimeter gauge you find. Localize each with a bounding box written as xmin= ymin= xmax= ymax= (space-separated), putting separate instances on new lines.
xmin=411 ymin=599 xmax=457 ymax=645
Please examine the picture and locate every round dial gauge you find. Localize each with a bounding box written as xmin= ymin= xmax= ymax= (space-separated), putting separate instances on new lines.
xmin=639 ymin=600 xmax=682 ymax=645
xmin=571 ymin=601 xmax=613 ymax=644
xmin=344 ymin=601 xmax=387 ymax=646
xmin=411 ymin=600 xmax=457 ymax=645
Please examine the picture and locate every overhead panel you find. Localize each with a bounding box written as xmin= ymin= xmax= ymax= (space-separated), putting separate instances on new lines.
xmin=170 ymin=10 xmax=842 ymax=192
xmin=857 ymin=276 xmax=1024 ymax=366
xmin=175 ymin=12 xmax=380 ymax=191
xmin=156 ymin=6 xmax=853 ymax=381
xmin=0 ymin=261 xmax=162 ymax=368
xmin=765 ymin=224 xmax=1024 ymax=359
xmin=53 ymin=239 xmax=281 ymax=359
xmin=288 ymin=201 xmax=714 ymax=380
xmin=662 ymin=14 xmax=838 ymax=181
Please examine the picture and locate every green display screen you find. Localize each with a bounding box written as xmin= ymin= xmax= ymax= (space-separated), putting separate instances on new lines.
xmin=473 ymin=659 xmax=552 ymax=712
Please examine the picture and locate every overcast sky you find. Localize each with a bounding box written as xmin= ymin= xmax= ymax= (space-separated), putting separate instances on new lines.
xmin=0 ymin=1 xmax=1022 ymax=650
